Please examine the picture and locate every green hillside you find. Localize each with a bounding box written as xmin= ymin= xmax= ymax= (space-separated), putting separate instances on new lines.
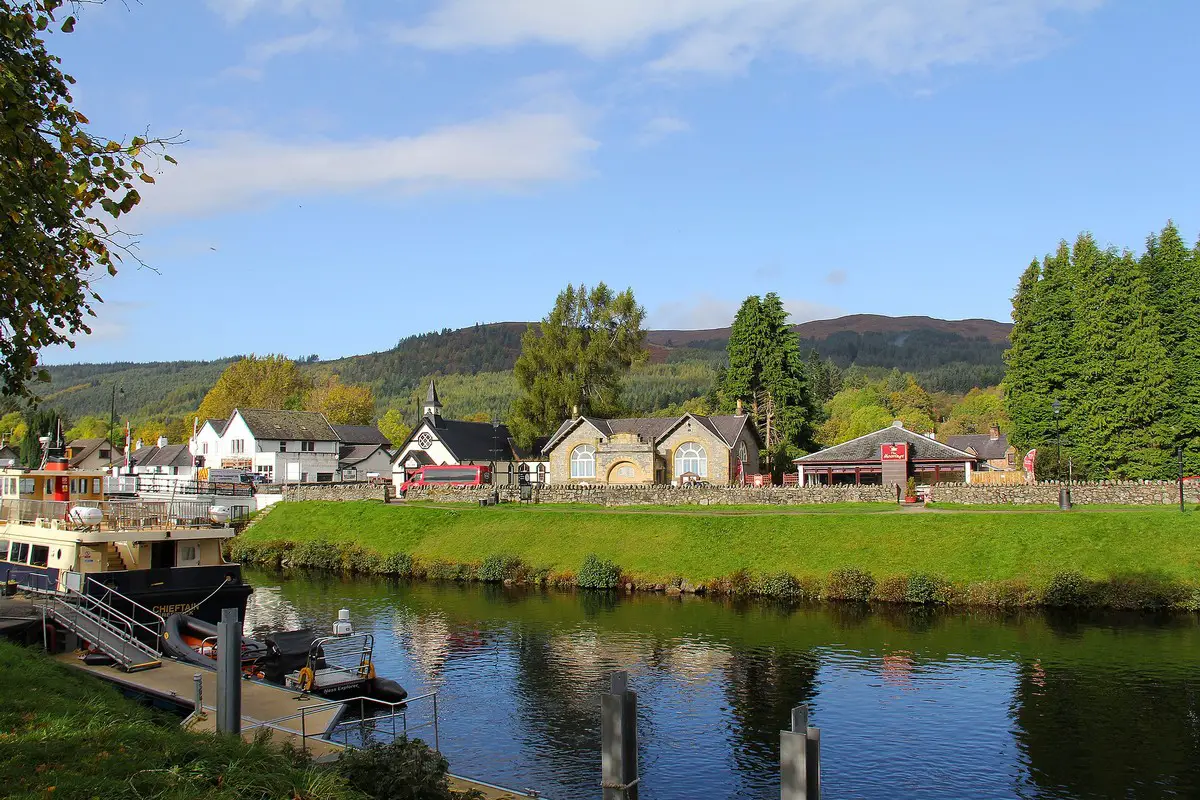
xmin=33 ymin=316 xmax=1010 ymax=424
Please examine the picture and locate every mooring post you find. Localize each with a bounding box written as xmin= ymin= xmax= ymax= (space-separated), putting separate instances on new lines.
xmin=215 ymin=607 xmax=242 ymax=735
xmin=781 ymin=705 xmax=820 ymax=800
xmin=601 ymin=670 xmax=639 ymax=800
xmin=193 ymin=672 xmax=204 ymax=717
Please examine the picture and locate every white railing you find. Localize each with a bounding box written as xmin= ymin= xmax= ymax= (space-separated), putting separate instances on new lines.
xmin=0 ymin=498 xmax=230 ymax=532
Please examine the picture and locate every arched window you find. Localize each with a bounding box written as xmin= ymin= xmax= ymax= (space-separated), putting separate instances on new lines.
xmin=537 ymin=463 xmax=547 ymax=483
xmin=674 ymin=442 xmax=708 ymax=477
xmin=507 ymin=462 xmax=514 ymax=484
xmin=738 ymin=441 xmax=748 ymax=464
xmin=570 ymin=444 xmax=596 ymax=479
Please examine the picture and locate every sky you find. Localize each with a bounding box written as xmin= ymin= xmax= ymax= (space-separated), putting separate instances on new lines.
xmin=39 ymin=0 xmax=1200 ymax=364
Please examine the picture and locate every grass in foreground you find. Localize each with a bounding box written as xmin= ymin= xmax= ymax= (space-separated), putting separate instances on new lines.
xmin=0 ymin=641 xmax=365 ymax=800
xmin=244 ymin=501 xmax=1200 ymax=585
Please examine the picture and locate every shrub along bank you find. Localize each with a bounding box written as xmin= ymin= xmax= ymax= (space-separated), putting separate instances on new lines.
xmin=232 ymin=501 xmax=1200 ymax=611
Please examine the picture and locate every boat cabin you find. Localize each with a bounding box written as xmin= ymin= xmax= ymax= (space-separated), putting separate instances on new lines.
xmin=1 ymin=467 xmax=106 ymax=502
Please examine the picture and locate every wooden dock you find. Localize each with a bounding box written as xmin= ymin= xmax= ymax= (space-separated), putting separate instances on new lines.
xmin=55 ymin=652 xmax=539 ymax=799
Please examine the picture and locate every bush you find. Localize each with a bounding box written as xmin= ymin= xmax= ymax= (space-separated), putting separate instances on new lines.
xmin=824 ymin=567 xmax=876 ymax=602
xmin=426 ymin=560 xmax=469 ymax=582
xmin=577 ymin=554 xmax=621 ymax=589
xmin=872 ymin=574 xmax=908 ymax=604
xmin=380 ymin=552 xmax=415 ymax=577
xmin=723 ymin=568 xmax=754 ymax=598
xmin=340 ymin=543 xmax=382 ymax=574
xmin=1043 ymin=571 xmax=1090 ymax=607
xmin=1091 ymin=573 xmax=1186 ymax=610
xmin=755 ymin=572 xmax=802 ymax=601
xmin=292 ymin=539 xmax=341 ymax=571
xmin=477 ymin=553 xmax=522 ymax=583
xmin=337 ymin=737 xmax=452 ymax=800
xmin=905 ymin=573 xmax=950 ymax=605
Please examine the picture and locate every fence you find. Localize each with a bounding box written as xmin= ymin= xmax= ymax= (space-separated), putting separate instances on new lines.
xmin=0 ymin=498 xmax=236 ymax=531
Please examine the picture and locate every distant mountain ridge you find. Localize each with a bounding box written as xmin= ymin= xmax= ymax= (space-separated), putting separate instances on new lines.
xmin=36 ymin=314 xmax=1011 ymax=422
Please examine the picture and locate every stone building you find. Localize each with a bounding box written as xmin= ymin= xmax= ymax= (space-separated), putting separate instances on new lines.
xmin=542 ymin=412 xmax=763 ymax=486
xmin=945 ymin=424 xmax=1019 ymax=472
xmin=795 ymin=420 xmax=980 ymax=486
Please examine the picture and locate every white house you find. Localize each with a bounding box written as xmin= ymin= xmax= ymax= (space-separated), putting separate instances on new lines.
xmin=391 ymin=380 xmax=549 ymax=485
xmin=332 ymin=424 xmax=393 ymax=481
xmin=215 ymin=408 xmax=341 ymax=483
xmin=128 ymin=437 xmax=197 ymax=482
xmin=190 ymin=418 xmax=227 ymax=470
xmin=66 ymin=438 xmax=123 ymax=470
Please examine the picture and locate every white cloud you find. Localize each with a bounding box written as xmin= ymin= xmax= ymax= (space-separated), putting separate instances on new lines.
xmin=635 ymin=115 xmax=690 ymax=146
xmin=222 ymin=25 xmax=354 ymax=80
xmin=649 ymin=292 xmax=843 ymax=330
xmin=206 ymin=0 xmax=341 ymax=24
xmin=393 ymin=0 xmax=1103 ymax=76
xmin=135 ymin=112 xmax=597 ymax=219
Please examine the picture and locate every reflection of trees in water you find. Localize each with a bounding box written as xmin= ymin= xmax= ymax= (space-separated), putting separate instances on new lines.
xmin=720 ymin=640 xmax=820 ymax=781
xmin=1014 ymin=659 xmax=1200 ymax=799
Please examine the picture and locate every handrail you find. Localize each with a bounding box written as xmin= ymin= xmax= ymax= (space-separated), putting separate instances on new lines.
xmin=241 ymin=691 xmax=439 ymax=751
xmin=63 ymin=580 xmax=163 ymax=656
xmin=84 ymin=575 xmax=165 ymax=641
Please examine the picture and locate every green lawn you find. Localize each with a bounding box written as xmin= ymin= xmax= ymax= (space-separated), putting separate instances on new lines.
xmin=0 ymin=641 xmax=366 ymax=800
xmin=244 ymin=501 xmax=1200 ymax=584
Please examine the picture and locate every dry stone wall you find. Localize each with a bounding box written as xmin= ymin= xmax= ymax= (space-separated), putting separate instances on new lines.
xmin=280 ymin=482 xmax=388 ymax=502
xmin=929 ymin=481 xmax=1200 ymax=505
xmin=403 ymin=483 xmax=899 ymax=506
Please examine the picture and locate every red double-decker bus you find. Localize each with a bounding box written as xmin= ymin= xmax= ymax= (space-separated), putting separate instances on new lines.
xmin=401 ymin=464 xmax=492 ymax=491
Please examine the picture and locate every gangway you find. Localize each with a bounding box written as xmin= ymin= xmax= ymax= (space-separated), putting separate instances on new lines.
xmin=21 ymin=574 xmax=163 ymax=673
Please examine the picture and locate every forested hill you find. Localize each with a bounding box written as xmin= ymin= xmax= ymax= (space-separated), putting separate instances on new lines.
xmin=35 ymin=315 xmax=1010 ymax=421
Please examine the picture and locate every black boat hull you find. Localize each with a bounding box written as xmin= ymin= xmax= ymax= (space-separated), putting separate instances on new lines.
xmin=86 ymin=565 xmax=253 ymax=623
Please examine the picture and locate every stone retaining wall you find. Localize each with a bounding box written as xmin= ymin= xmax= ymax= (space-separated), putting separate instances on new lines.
xmin=403 ymin=483 xmax=899 ymax=506
xmin=281 ymin=482 xmax=388 ymax=502
xmin=929 ymin=481 xmax=1200 ymax=505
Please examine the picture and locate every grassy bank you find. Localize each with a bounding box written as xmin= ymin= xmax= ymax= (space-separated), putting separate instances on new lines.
xmin=235 ymin=501 xmax=1200 ymax=610
xmin=0 ymin=641 xmax=365 ymax=800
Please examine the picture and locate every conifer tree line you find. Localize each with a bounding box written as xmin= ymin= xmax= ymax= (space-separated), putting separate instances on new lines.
xmin=1004 ymin=221 xmax=1200 ymax=479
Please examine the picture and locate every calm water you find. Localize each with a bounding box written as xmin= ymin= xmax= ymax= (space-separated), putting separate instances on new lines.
xmin=243 ymin=568 xmax=1200 ymax=799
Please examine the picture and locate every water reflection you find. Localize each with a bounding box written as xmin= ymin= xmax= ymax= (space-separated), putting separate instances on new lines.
xmin=244 ymin=570 xmax=1200 ymax=800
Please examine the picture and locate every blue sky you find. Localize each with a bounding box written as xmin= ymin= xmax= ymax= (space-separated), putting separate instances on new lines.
xmin=42 ymin=0 xmax=1200 ymax=364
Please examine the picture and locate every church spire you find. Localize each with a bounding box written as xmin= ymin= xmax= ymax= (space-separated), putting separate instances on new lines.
xmin=423 ymin=379 xmax=443 ymax=420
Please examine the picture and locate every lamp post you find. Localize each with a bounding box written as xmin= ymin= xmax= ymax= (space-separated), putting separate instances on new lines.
xmin=108 ymin=386 xmax=124 ymax=467
xmin=1052 ymin=399 xmax=1070 ymax=510
xmin=1177 ymin=445 xmax=1186 ymax=513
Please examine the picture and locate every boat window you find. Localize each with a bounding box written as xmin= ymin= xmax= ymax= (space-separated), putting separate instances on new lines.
xmin=178 ymin=545 xmax=200 ymax=566
xmin=9 ymin=541 xmax=30 ymax=564
xmin=93 ymin=479 xmax=101 ymax=494
xmin=0 ymin=540 xmax=7 ymax=561
xmin=19 ymin=478 xmax=34 ymax=494
xmin=30 ymin=545 xmax=49 ymax=567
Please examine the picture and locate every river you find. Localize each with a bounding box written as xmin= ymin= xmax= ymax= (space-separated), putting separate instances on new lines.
xmin=243 ymin=568 xmax=1200 ymax=799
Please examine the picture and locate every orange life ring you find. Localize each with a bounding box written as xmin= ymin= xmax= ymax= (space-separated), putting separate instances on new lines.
xmin=298 ymin=667 xmax=315 ymax=691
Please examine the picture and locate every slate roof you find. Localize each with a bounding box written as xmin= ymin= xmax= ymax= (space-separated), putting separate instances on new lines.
xmin=543 ymin=413 xmax=760 ymax=455
xmin=128 ymin=444 xmax=160 ymax=466
xmin=66 ymin=438 xmax=122 ymax=467
xmin=795 ymin=422 xmax=977 ymax=464
xmin=0 ymin=444 xmax=18 ymax=463
xmin=236 ymin=409 xmax=340 ymax=441
xmin=332 ymin=424 xmax=391 ymax=446
xmin=945 ymin=433 xmax=1012 ymax=461
xmin=429 ymin=418 xmax=518 ymax=462
xmin=397 ymin=450 xmax=435 ymax=467
xmin=140 ymin=444 xmax=193 ymax=468
xmin=202 ymin=418 xmax=228 ymax=436
xmin=338 ymin=444 xmax=388 ymax=466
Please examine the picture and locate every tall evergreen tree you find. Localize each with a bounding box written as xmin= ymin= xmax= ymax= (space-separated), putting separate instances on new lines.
xmin=1144 ymin=222 xmax=1200 ymax=471
xmin=19 ymin=408 xmax=62 ymax=467
xmin=1004 ymin=258 xmax=1045 ymax=451
xmin=720 ymin=293 xmax=818 ymax=455
xmin=1070 ymin=246 xmax=1170 ymax=478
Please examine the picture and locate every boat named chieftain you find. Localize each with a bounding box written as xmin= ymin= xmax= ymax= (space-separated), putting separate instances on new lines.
xmin=1 ymin=438 xmax=252 ymax=623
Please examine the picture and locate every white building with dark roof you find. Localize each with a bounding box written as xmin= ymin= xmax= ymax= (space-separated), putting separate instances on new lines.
xmin=391 ymin=380 xmax=548 ymax=486
xmin=213 ymin=408 xmax=341 ymax=483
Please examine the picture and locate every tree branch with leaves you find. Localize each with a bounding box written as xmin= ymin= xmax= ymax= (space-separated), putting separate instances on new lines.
xmin=1 ymin=0 xmax=177 ymax=396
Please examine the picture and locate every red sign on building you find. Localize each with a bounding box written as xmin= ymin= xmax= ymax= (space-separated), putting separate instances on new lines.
xmin=881 ymin=443 xmax=908 ymax=461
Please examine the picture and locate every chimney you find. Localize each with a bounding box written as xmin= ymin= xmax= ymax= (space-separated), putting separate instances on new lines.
xmin=989 ymin=423 xmax=1000 ymax=441
xmin=736 ymin=398 xmax=744 ymax=416
xmin=158 ymin=435 xmax=169 ymax=447
xmin=572 ymin=405 xmax=579 ymax=419
xmin=135 ymin=438 xmax=144 ymax=450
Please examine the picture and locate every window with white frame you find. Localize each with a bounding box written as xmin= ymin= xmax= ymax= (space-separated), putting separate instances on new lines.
xmin=301 ymin=440 xmax=315 ymax=452
xmin=674 ymin=442 xmax=708 ymax=477
xmin=570 ymin=444 xmax=596 ymax=479
xmin=230 ymin=439 xmax=245 ymax=454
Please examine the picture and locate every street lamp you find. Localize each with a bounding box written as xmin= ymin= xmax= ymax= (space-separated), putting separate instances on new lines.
xmin=109 ymin=386 xmax=125 ymax=466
